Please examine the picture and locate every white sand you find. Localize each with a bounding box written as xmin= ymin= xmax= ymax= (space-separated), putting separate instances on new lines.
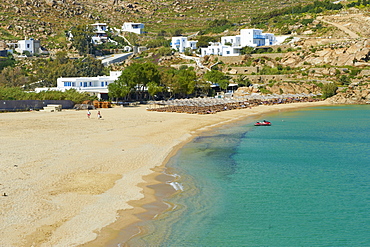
xmin=0 ymin=101 xmax=329 ymax=246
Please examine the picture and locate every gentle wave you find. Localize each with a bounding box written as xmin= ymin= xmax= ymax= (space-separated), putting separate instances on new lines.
xmin=167 ymin=181 xmax=183 ymax=191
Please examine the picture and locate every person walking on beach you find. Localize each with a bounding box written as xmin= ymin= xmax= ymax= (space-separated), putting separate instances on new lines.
xmin=97 ymin=111 xmax=102 ymax=119
xmin=87 ymin=110 xmax=91 ymax=118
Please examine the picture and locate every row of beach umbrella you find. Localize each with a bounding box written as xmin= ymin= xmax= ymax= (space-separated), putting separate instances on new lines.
xmin=146 ymin=93 xmax=321 ymax=114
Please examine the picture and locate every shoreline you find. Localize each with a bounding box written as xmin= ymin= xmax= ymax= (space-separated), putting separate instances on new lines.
xmin=77 ymin=101 xmax=333 ymax=246
xmin=0 ymin=101 xmax=331 ymax=247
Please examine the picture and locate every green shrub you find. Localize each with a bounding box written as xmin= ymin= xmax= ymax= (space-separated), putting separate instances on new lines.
xmin=321 ymin=83 xmax=338 ymax=98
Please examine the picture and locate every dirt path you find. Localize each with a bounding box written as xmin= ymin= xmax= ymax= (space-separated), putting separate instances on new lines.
xmin=317 ymin=16 xmax=360 ymax=39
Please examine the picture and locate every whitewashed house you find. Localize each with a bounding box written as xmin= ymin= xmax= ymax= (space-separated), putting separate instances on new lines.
xmin=201 ymin=42 xmax=240 ymax=57
xmin=16 ymin=38 xmax=41 ymax=55
xmin=171 ymin=37 xmax=198 ymax=53
xmin=91 ymin=23 xmax=109 ymax=45
xmin=237 ymin=29 xmax=277 ymax=47
xmin=121 ymin=22 xmax=144 ymax=34
xmin=35 ymin=71 xmax=122 ymax=100
xmin=201 ymin=29 xmax=277 ymax=57
xmin=221 ymin=36 xmax=242 ymax=47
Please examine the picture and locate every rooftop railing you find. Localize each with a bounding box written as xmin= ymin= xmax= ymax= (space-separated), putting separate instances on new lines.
xmin=254 ymin=35 xmax=266 ymax=39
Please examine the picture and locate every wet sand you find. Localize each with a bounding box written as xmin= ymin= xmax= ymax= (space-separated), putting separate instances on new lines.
xmin=0 ymin=101 xmax=330 ymax=246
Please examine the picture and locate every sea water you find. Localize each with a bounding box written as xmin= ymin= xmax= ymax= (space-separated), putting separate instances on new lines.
xmin=135 ymin=105 xmax=370 ymax=246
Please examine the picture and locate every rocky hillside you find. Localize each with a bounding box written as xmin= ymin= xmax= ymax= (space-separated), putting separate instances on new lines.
xmin=234 ymin=82 xmax=322 ymax=96
xmin=0 ymin=0 xmax=310 ymax=41
xmin=282 ymin=39 xmax=370 ymax=67
xmin=326 ymin=83 xmax=370 ymax=104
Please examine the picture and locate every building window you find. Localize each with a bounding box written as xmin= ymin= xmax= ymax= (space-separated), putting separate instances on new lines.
xmin=27 ymin=44 xmax=30 ymax=48
xmin=105 ymin=82 xmax=108 ymax=86
xmin=80 ymin=82 xmax=82 ymax=87
xmin=72 ymin=82 xmax=75 ymax=87
xmin=226 ymin=51 xmax=230 ymax=54
xmin=101 ymin=81 xmax=104 ymax=87
xmin=84 ymin=82 xmax=87 ymax=87
xmin=64 ymin=82 xmax=72 ymax=87
xmin=89 ymin=82 xmax=92 ymax=87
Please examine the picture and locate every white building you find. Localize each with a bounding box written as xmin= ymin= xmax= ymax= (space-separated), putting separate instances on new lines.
xmin=35 ymin=71 xmax=122 ymax=100
xmin=16 ymin=38 xmax=41 ymax=55
xmin=201 ymin=29 xmax=277 ymax=57
xmin=201 ymin=42 xmax=240 ymax=57
xmin=236 ymin=29 xmax=277 ymax=47
xmin=91 ymin=23 xmax=109 ymax=45
xmin=171 ymin=37 xmax=198 ymax=53
xmin=121 ymin=22 xmax=144 ymax=34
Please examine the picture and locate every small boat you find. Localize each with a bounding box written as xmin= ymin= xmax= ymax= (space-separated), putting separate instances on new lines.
xmin=254 ymin=120 xmax=271 ymax=126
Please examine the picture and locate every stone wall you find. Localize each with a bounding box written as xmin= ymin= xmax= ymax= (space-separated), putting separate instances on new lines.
xmin=225 ymin=66 xmax=259 ymax=74
xmin=242 ymin=74 xmax=290 ymax=83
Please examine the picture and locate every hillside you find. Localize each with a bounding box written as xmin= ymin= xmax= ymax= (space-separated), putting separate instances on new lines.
xmin=1 ymin=0 xmax=370 ymax=104
xmin=1 ymin=0 xmax=310 ymax=42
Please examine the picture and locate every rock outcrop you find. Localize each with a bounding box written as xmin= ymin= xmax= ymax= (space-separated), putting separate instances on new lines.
xmin=234 ymin=82 xmax=323 ymax=96
xmin=326 ymin=83 xmax=370 ymax=104
xmin=282 ymin=40 xmax=370 ymax=67
xmin=266 ymin=82 xmax=322 ymax=95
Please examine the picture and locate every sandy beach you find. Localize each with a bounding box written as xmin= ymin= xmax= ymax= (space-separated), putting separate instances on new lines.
xmin=0 ymin=101 xmax=329 ymax=246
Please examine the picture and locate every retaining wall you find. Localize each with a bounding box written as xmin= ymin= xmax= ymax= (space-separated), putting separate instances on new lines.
xmin=0 ymin=100 xmax=75 ymax=112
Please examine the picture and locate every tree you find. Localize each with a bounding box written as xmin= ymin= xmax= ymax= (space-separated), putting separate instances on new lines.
xmin=156 ymin=47 xmax=172 ymax=56
xmin=0 ymin=55 xmax=16 ymax=71
xmin=108 ymin=63 xmax=161 ymax=100
xmin=124 ymin=32 xmax=140 ymax=46
xmin=158 ymin=30 xmax=167 ymax=37
xmin=197 ymin=36 xmax=219 ymax=48
xmin=0 ymin=87 xmax=94 ymax=102
xmin=31 ymin=55 xmax=107 ymax=87
xmin=160 ymin=67 xmax=197 ymax=98
xmin=147 ymin=81 xmax=164 ymax=100
xmin=338 ymin=75 xmax=351 ymax=85
xmin=173 ymin=66 xmax=197 ymax=96
xmin=108 ymin=80 xmax=130 ymax=101
xmin=208 ymin=19 xmax=232 ymax=28
xmin=203 ymin=70 xmax=230 ymax=91
xmin=160 ymin=68 xmax=176 ymax=98
xmin=184 ymin=47 xmax=192 ymax=56
xmin=240 ymin=46 xmax=255 ymax=55
xmin=70 ymin=25 xmax=95 ymax=55
xmin=172 ymin=29 xmax=183 ymax=36
xmin=0 ymin=67 xmax=27 ymax=87
xmin=321 ymin=83 xmax=338 ymax=99
xmin=234 ymin=75 xmax=251 ymax=87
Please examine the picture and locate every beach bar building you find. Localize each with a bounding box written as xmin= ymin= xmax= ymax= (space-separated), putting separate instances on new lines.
xmin=35 ymin=71 xmax=122 ymax=100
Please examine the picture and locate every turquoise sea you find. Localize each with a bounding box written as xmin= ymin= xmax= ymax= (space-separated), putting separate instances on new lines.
xmin=134 ymin=105 xmax=370 ymax=246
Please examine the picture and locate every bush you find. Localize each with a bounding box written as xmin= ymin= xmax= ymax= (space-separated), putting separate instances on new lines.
xmin=146 ymin=38 xmax=171 ymax=48
xmin=156 ymin=47 xmax=172 ymax=56
xmin=321 ymin=83 xmax=338 ymax=99
xmin=0 ymin=56 xmax=16 ymax=71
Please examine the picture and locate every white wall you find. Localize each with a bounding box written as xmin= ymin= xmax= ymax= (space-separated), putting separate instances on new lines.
xmin=122 ymin=23 xmax=144 ymax=34
xmin=171 ymin=37 xmax=197 ymax=53
xmin=200 ymin=43 xmax=239 ymax=57
xmin=16 ymin=39 xmax=40 ymax=54
xmin=56 ymin=71 xmax=122 ymax=89
xmin=221 ymin=36 xmax=241 ymax=47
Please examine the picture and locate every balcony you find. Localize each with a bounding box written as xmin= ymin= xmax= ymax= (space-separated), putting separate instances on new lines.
xmin=254 ymin=34 xmax=266 ymax=39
